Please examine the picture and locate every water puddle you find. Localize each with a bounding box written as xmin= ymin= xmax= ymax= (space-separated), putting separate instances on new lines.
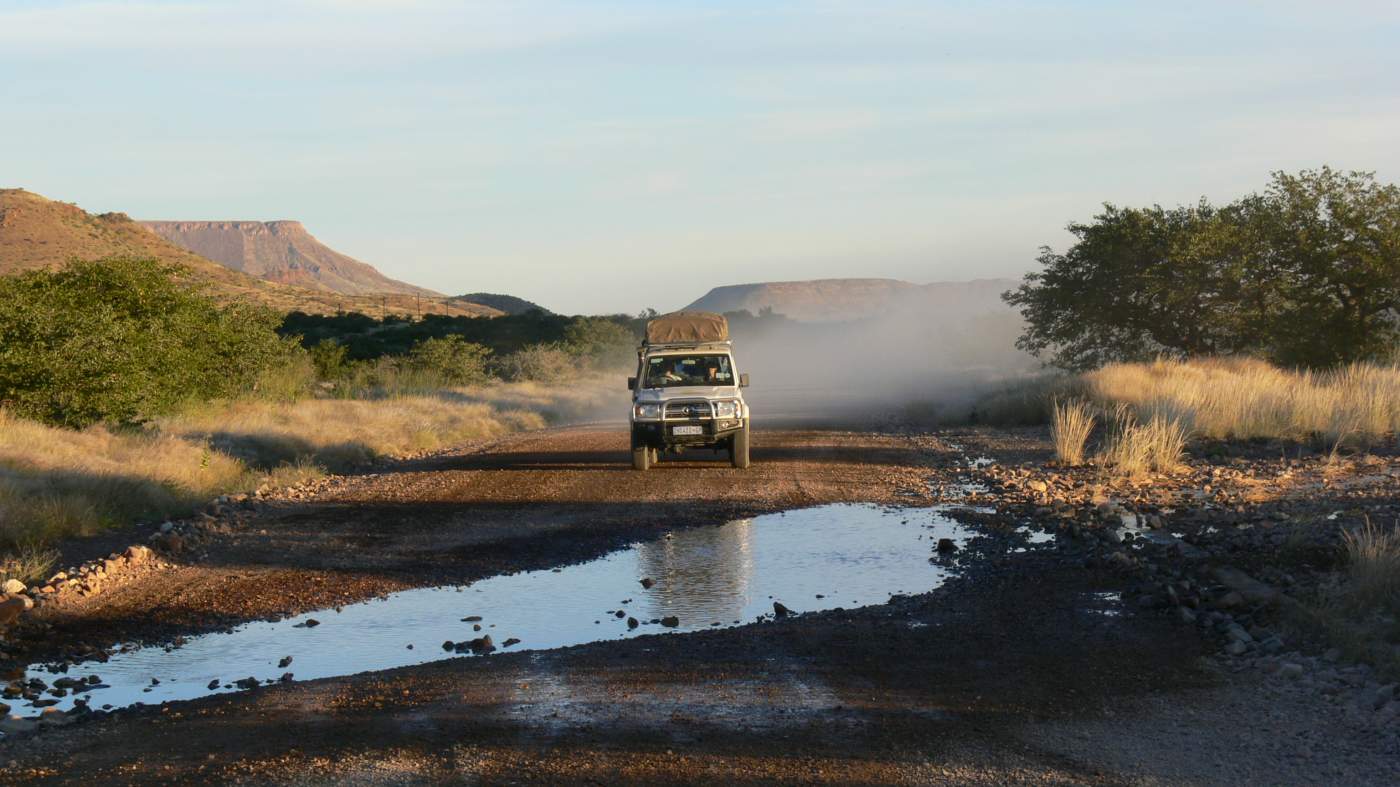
xmin=14 ymin=504 xmax=971 ymax=717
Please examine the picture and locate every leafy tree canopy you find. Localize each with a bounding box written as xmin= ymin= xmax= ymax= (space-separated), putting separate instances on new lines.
xmin=0 ymin=257 xmax=295 ymax=427
xmin=1005 ymin=168 xmax=1400 ymax=370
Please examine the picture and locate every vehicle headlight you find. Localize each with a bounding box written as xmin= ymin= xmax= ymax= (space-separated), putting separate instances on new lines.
xmin=713 ymin=401 xmax=738 ymax=419
xmin=634 ymin=403 xmax=661 ymax=419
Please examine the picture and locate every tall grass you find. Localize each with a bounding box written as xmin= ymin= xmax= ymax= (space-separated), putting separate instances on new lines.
xmin=1050 ymin=399 xmax=1095 ymax=465
xmin=1095 ymin=405 xmax=1190 ymax=475
xmin=1339 ymin=518 xmax=1400 ymax=614
xmin=0 ymin=376 xmax=623 ymax=584
xmin=1085 ymin=358 xmax=1400 ymax=449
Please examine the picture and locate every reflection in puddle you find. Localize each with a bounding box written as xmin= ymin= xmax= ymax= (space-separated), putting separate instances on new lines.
xmin=1085 ymin=591 xmax=1123 ymax=617
xmin=17 ymin=504 xmax=971 ymax=716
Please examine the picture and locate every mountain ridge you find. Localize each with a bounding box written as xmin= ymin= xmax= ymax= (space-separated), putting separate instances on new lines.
xmin=0 ymin=189 xmax=498 ymax=317
xmin=684 ymin=277 xmax=1018 ymax=322
xmin=142 ymin=219 xmax=439 ymax=297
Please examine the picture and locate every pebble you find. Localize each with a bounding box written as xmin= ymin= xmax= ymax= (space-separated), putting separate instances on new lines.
xmin=1 ymin=579 xmax=25 ymax=595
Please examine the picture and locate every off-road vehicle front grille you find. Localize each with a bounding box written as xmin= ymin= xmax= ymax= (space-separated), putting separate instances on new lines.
xmin=664 ymin=401 xmax=712 ymax=419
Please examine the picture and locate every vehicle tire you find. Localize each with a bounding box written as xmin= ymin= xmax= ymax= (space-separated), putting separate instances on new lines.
xmin=729 ymin=424 xmax=751 ymax=469
xmin=632 ymin=442 xmax=651 ymax=471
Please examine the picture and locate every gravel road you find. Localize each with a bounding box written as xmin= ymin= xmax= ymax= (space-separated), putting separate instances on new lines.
xmin=2 ymin=425 xmax=1395 ymax=784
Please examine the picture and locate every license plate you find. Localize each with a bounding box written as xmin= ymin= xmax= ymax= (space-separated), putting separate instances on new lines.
xmin=672 ymin=425 xmax=703 ymax=436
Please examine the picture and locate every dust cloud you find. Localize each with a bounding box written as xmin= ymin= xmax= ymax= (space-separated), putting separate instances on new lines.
xmin=726 ymin=298 xmax=1036 ymax=426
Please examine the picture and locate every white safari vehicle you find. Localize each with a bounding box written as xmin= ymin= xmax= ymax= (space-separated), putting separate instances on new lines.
xmin=627 ymin=312 xmax=750 ymax=471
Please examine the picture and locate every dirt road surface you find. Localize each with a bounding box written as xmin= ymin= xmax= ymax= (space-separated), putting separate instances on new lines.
xmin=2 ymin=426 xmax=1396 ymax=784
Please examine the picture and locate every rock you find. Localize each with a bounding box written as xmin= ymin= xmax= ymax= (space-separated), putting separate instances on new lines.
xmin=0 ymin=702 xmax=7 ymax=715
xmin=159 ymin=522 xmax=174 ymax=534
xmin=773 ymin=602 xmax=791 ymax=618
xmin=640 ymin=578 xmax=655 ymax=589
xmin=1028 ymin=479 xmax=1048 ymax=493
xmin=466 ymin=635 xmax=494 ymax=654
xmin=661 ymin=616 xmax=680 ymax=628
xmin=461 ymin=616 xmax=482 ymax=622
xmin=1323 ymin=647 xmax=1342 ymax=662
xmin=1118 ymin=512 xmax=1138 ymax=530
xmin=1225 ymin=640 xmax=1248 ymax=656
xmin=280 ymin=673 xmax=294 ymax=683
xmin=1177 ymin=607 xmax=1197 ymax=624
xmin=207 ymin=679 xmax=220 ymax=690
xmin=503 ymin=638 xmax=521 ymax=647
xmin=124 ymin=545 xmax=153 ymax=564
xmin=0 ymin=715 xmax=38 ymax=735
xmin=235 ymin=677 xmax=259 ymax=690
xmin=293 ymin=619 xmax=320 ymax=628
xmin=936 ymin=538 xmax=957 ymax=553
xmin=1214 ymin=591 xmax=1245 ymax=609
xmin=614 ymin=610 xmax=626 ymax=619
xmin=277 ymin=656 xmax=292 ymax=669
xmin=1 ymin=579 xmax=25 ymax=595
xmin=1279 ymin=662 xmax=1305 ymax=679
xmin=1212 ymin=566 xmax=1280 ymax=606
xmin=472 ymin=624 xmax=481 ymax=631
xmin=0 ymin=595 xmax=28 ymax=626
xmin=442 ymin=641 xmax=455 ymax=651
xmin=627 ymin=617 xmax=639 ymax=629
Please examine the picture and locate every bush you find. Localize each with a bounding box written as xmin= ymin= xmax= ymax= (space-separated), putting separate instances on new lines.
xmin=309 ymin=339 xmax=350 ymax=379
xmin=562 ymin=317 xmax=636 ymax=368
xmin=493 ymin=343 xmax=575 ymax=382
xmin=0 ymin=257 xmax=296 ymax=427
xmin=403 ymin=335 xmax=492 ymax=385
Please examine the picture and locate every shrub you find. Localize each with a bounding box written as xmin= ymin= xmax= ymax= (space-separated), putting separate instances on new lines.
xmin=403 ymin=335 xmax=492 ymax=385
xmin=0 ymin=257 xmax=295 ymax=427
xmin=562 ymin=317 xmax=636 ymax=368
xmin=493 ymin=343 xmax=575 ymax=383
xmin=309 ymin=339 xmax=350 ymax=379
xmin=1050 ymin=399 xmax=1095 ymax=465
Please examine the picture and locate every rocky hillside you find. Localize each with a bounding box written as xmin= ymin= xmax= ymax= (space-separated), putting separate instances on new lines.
xmin=453 ymin=292 xmax=550 ymax=315
xmin=143 ymin=220 xmax=438 ymax=297
xmin=0 ymin=189 xmax=498 ymax=317
xmin=685 ymin=277 xmax=1018 ymax=322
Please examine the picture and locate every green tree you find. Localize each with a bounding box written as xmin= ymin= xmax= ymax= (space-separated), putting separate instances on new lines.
xmin=0 ymin=257 xmax=295 ymax=427
xmin=403 ymin=335 xmax=492 ymax=384
xmin=562 ymin=317 xmax=636 ymax=367
xmin=1004 ymin=168 xmax=1400 ymax=370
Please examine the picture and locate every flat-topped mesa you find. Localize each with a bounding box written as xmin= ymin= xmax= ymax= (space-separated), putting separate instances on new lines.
xmin=142 ymin=219 xmax=440 ymax=297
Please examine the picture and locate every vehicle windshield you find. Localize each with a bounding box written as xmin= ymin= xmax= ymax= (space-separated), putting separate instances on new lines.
xmin=643 ymin=354 xmax=735 ymax=388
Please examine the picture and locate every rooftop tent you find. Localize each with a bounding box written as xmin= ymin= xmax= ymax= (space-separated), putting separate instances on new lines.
xmin=644 ymin=311 xmax=729 ymax=344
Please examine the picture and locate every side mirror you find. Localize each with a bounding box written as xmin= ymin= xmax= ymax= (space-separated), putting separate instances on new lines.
xmin=627 ymin=377 xmax=637 ymax=391
xmin=739 ymin=373 xmax=750 ymax=388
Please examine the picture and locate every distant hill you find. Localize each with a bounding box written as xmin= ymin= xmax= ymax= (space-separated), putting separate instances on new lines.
xmin=0 ymin=189 xmax=498 ymax=317
xmin=685 ymin=277 xmax=1018 ymax=322
xmin=452 ymin=292 xmax=550 ymax=315
xmin=143 ymin=220 xmax=438 ymax=297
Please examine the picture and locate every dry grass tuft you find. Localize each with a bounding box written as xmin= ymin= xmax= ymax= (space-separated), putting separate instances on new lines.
xmin=1084 ymin=358 xmax=1400 ymax=449
xmin=1095 ymin=405 xmax=1190 ymax=476
xmin=1339 ymin=518 xmax=1400 ymax=613
xmin=1050 ymin=399 xmax=1096 ymax=465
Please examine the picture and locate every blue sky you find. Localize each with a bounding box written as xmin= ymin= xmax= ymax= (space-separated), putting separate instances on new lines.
xmin=3 ymin=1 xmax=1398 ymax=314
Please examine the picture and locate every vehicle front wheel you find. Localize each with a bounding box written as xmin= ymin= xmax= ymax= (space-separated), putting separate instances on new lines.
xmin=632 ymin=443 xmax=651 ymax=471
xmin=729 ymin=425 xmax=750 ymax=469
